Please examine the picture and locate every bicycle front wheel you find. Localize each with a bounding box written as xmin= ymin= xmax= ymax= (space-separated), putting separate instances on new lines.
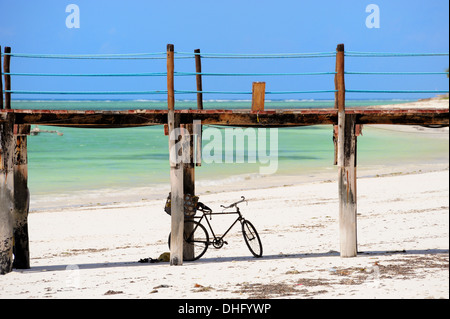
xmin=168 ymin=220 xmax=209 ymax=261
xmin=241 ymin=220 xmax=263 ymax=258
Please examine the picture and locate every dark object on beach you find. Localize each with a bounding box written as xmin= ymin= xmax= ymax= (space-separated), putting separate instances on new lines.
xmin=164 ymin=192 xmax=199 ymax=217
xmin=138 ymin=257 xmax=158 ymax=263
xmin=104 ymin=290 xmax=123 ymax=295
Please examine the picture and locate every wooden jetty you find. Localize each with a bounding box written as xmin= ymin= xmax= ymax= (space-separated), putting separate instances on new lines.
xmin=0 ymin=44 xmax=448 ymax=273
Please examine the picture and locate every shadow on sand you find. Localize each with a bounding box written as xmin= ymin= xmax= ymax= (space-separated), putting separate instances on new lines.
xmin=14 ymin=248 xmax=448 ymax=274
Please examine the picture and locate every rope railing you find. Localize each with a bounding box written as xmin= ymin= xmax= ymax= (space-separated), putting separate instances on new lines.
xmin=0 ymin=52 xmax=167 ymax=60
xmin=4 ymin=72 xmax=167 ymax=77
xmin=174 ymin=89 xmax=337 ymax=95
xmin=175 ymin=51 xmax=337 ymax=59
xmin=344 ymin=51 xmax=449 ymax=57
xmin=345 ymin=71 xmax=449 ymax=75
xmin=1 ymin=47 xmax=448 ymax=98
xmin=5 ymin=90 xmax=168 ymax=95
xmin=346 ymin=89 xmax=449 ymax=94
xmin=343 ymin=51 xmax=449 ymax=94
xmin=175 ymin=71 xmax=336 ymax=76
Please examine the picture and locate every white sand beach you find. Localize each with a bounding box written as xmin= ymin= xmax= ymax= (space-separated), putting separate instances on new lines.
xmin=1 ymin=98 xmax=448 ymax=299
xmin=0 ymin=167 xmax=448 ymax=299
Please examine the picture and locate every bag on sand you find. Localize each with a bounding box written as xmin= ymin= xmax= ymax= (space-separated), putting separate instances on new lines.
xmin=164 ymin=192 xmax=199 ymax=217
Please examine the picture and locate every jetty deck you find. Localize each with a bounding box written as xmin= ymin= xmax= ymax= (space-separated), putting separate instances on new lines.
xmin=0 ymin=43 xmax=448 ymax=274
xmin=3 ymin=107 xmax=448 ymax=127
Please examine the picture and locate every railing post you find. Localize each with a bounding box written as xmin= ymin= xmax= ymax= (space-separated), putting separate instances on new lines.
xmin=3 ymin=47 xmax=11 ymax=110
xmin=194 ymin=49 xmax=203 ymax=110
xmin=194 ymin=49 xmax=203 ymax=167
xmin=0 ymin=45 xmax=3 ymax=109
xmin=336 ymin=43 xmax=358 ymax=258
xmin=167 ymin=44 xmax=184 ymax=266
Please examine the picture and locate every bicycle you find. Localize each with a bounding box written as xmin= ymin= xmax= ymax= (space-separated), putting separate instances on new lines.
xmin=168 ymin=196 xmax=263 ymax=261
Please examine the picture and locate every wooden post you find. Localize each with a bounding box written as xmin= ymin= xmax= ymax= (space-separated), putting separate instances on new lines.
xmin=0 ymin=114 xmax=15 ymax=274
xmin=338 ymin=114 xmax=358 ymax=258
xmin=336 ymin=43 xmax=358 ymax=257
xmin=183 ymin=124 xmax=195 ymax=261
xmin=194 ymin=49 xmax=203 ymax=167
xmin=194 ymin=49 xmax=203 ymax=110
xmin=0 ymin=45 xmax=3 ymax=109
xmin=167 ymin=44 xmax=184 ymax=266
xmin=251 ymin=82 xmax=265 ymax=111
xmin=3 ymin=47 xmax=11 ymax=110
xmin=12 ymin=124 xmax=31 ymax=269
xmin=333 ymin=44 xmax=345 ymax=165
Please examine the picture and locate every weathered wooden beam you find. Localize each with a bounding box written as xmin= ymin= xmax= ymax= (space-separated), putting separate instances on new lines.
xmin=338 ymin=113 xmax=358 ymax=258
xmin=12 ymin=124 xmax=31 ymax=269
xmin=251 ymin=82 xmax=265 ymax=112
xmin=167 ymin=44 xmax=184 ymax=266
xmin=0 ymin=114 xmax=15 ymax=274
xmin=3 ymin=47 xmax=11 ymax=110
xmin=3 ymin=108 xmax=448 ymax=127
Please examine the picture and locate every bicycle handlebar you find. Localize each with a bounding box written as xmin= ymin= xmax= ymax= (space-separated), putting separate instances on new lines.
xmin=220 ymin=196 xmax=246 ymax=209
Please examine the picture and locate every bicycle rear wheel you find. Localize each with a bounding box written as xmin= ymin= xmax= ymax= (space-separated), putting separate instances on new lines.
xmin=241 ymin=220 xmax=263 ymax=258
xmin=168 ymin=220 xmax=209 ymax=261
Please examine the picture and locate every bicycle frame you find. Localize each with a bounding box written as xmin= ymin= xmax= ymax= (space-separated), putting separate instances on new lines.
xmin=192 ymin=207 xmax=244 ymax=244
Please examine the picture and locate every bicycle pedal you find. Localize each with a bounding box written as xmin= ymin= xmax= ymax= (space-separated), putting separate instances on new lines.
xmin=224 ymin=241 xmax=228 ymax=245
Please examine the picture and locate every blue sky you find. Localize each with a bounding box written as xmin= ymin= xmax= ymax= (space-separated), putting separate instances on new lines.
xmin=0 ymin=0 xmax=448 ymax=100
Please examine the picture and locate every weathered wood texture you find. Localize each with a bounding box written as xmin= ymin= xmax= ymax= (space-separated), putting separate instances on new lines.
xmin=194 ymin=49 xmax=203 ymax=110
xmin=0 ymin=114 xmax=14 ymax=274
xmin=3 ymin=47 xmax=11 ymax=110
xmin=251 ymin=82 xmax=266 ymax=112
xmin=338 ymin=114 xmax=358 ymax=257
xmin=12 ymin=124 xmax=31 ymax=269
xmin=167 ymin=44 xmax=184 ymax=266
xmin=183 ymin=124 xmax=195 ymax=261
xmin=333 ymin=44 xmax=345 ymax=165
xmin=0 ymin=46 xmax=3 ymax=109
xmin=4 ymin=108 xmax=448 ymax=128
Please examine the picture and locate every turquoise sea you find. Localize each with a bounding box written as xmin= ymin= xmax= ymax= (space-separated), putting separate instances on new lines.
xmin=11 ymin=99 xmax=449 ymax=205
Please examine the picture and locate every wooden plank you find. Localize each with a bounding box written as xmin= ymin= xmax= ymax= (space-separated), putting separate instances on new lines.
xmin=194 ymin=49 xmax=203 ymax=110
xmin=12 ymin=124 xmax=31 ymax=269
xmin=338 ymin=114 xmax=358 ymax=258
xmin=0 ymin=114 xmax=15 ymax=274
xmin=3 ymin=47 xmax=11 ymax=110
xmin=251 ymin=82 xmax=265 ymax=112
